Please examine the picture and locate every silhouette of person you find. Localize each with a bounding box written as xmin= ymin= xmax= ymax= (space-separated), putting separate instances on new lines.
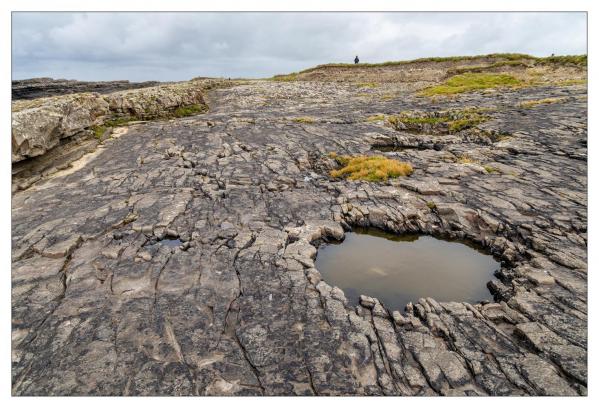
xmin=354 ymin=55 xmax=360 ymax=64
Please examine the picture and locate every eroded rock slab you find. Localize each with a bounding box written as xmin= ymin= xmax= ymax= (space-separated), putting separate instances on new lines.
xmin=12 ymin=79 xmax=587 ymax=395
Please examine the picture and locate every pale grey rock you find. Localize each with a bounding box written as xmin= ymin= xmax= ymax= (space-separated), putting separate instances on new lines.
xmin=359 ymin=295 xmax=376 ymax=308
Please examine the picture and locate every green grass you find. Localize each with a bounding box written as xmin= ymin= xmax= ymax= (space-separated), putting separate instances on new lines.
xmin=444 ymin=55 xmax=586 ymax=80
xmin=299 ymin=53 xmax=537 ymax=73
xmin=265 ymin=53 xmax=585 ymax=85
xmin=357 ymin=82 xmax=378 ymax=88
xmin=330 ymin=155 xmax=413 ymax=182
xmin=484 ymin=165 xmax=499 ymax=173
xmin=446 ymin=60 xmax=531 ymax=76
xmin=271 ymin=73 xmax=299 ymax=82
xmin=393 ymin=116 xmax=447 ymax=125
xmin=485 ymin=53 xmax=538 ymax=61
xmin=537 ymin=55 xmax=587 ymax=66
xmin=89 ymin=116 xmax=133 ymax=140
xmin=387 ymin=108 xmax=489 ymax=134
xmin=419 ymin=73 xmax=523 ymax=96
xmin=447 ymin=115 xmax=486 ymax=132
xmin=92 ymin=125 xmax=108 ymax=140
xmin=292 ymin=116 xmax=316 ymax=124
xmin=103 ymin=116 xmax=135 ymax=127
xmin=171 ymin=104 xmax=207 ymax=118
xmin=426 ymin=201 xmax=437 ymax=210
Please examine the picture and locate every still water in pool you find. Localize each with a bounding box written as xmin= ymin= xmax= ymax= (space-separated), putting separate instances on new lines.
xmin=314 ymin=228 xmax=500 ymax=311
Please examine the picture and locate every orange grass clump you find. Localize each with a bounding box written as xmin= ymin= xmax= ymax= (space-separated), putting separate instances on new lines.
xmin=330 ymin=155 xmax=413 ymax=182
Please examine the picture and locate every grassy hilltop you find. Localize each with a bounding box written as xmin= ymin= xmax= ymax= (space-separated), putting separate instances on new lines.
xmin=271 ymin=53 xmax=587 ymax=95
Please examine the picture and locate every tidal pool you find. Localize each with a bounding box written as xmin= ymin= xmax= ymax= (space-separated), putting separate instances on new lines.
xmin=314 ymin=227 xmax=500 ymax=311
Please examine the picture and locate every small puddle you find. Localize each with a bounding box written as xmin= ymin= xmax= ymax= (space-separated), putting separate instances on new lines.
xmin=160 ymin=238 xmax=182 ymax=248
xmin=315 ymin=227 xmax=500 ymax=311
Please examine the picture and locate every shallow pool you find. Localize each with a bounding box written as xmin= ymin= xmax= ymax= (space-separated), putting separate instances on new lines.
xmin=314 ymin=227 xmax=500 ymax=311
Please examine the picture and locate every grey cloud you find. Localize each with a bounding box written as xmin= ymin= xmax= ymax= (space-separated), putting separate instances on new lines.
xmin=12 ymin=12 xmax=587 ymax=81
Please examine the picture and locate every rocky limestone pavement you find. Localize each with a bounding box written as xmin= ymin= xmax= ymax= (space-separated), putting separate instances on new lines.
xmin=11 ymin=79 xmax=587 ymax=395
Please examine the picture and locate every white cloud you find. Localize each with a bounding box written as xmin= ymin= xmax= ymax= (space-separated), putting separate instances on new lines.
xmin=12 ymin=12 xmax=587 ymax=81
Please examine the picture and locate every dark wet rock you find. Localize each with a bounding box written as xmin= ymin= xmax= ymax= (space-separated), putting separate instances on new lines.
xmin=12 ymin=77 xmax=161 ymax=100
xmin=11 ymin=79 xmax=587 ymax=395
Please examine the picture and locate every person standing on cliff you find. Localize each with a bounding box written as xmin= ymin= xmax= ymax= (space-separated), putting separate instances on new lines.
xmin=354 ymin=55 xmax=359 ymax=64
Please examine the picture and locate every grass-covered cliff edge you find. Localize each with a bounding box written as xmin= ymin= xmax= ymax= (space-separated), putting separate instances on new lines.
xmin=271 ymin=53 xmax=587 ymax=93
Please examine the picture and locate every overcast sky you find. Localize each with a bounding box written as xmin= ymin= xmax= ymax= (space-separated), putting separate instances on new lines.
xmin=12 ymin=12 xmax=587 ymax=82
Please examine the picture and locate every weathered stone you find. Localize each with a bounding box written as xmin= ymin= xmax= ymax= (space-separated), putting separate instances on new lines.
xmin=399 ymin=179 xmax=442 ymax=195
xmin=392 ymin=311 xmax=409 ymax=326
xmin=12 ymin=93 xmax=109 ymax=162
xmin=11 ymin=62 xmax=587 ymax=395
xmin=359 ymin=295 xmax=376 ymax=309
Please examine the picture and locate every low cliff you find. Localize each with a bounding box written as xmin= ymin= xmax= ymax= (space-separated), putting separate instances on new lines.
xmin=11 ymin=81 xmax=211 ymax=163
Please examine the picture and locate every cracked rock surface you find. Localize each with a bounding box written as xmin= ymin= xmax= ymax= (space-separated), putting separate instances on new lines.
xmin=12 ymin=80 xmax=587 ymax=395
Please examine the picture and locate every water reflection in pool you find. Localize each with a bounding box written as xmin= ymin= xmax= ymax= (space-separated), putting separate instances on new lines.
xmin=314 ymin=227 xmax=500 ymax=311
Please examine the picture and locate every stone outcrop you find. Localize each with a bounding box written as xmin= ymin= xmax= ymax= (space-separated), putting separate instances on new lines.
xmin=11 ymin=81 xmax=213 ymax=164
xmin=104 ymin=82 xmax=206 ymax=119
xmin=11 ymin=93 xmax=110 ymax=162
xmin=12 ymin=77 xmax=161 ymax=100
xmin=11 ymin=75 xmax=586 ymax=395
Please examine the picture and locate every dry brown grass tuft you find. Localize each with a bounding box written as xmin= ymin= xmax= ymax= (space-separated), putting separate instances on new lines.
xmin=357 ymin=82 xmax=378 ymax=89
xmin=456 ymin=155 xmax=480 ymax=165
xmin=330 ymin=155 xmax=413 ymax=182
xmin=292 ymin=116 xmax=316 ymax=124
